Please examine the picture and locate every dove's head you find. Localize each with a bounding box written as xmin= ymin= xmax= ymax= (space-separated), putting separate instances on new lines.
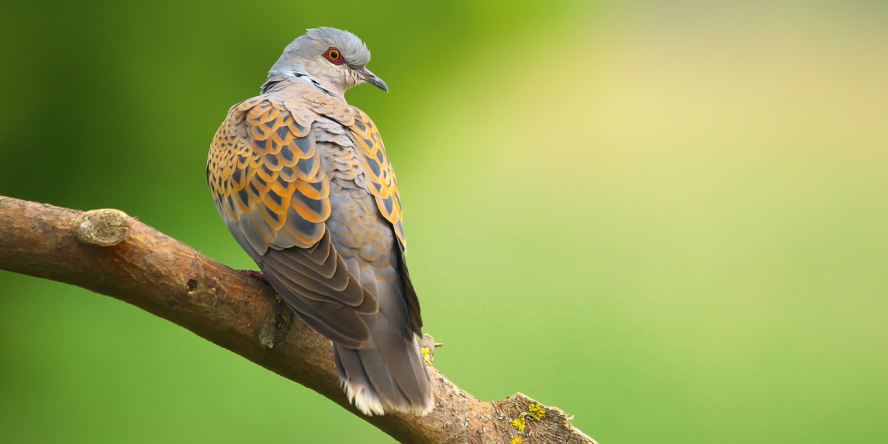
xmin=266 ymin=27 xmax=387 ymax=100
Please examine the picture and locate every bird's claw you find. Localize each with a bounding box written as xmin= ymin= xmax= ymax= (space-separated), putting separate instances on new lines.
xmin=238 ymin=269 xmax=267 ymax=283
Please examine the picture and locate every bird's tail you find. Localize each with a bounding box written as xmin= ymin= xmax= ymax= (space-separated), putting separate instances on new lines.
xmin=333 ymin=312 xmax=434 ymax=416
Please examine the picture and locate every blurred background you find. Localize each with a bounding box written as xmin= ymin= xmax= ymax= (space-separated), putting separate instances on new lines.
xmin=1 ymin=1 xmax=886 ymax=442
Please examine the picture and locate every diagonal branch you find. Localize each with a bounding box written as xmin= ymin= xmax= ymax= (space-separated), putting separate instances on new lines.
xmin=0 ymin=195 xmax=596 ymax=444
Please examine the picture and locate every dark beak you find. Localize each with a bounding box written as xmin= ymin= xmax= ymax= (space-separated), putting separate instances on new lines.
xmin=356 ymin=67 xmax=388 ymax=92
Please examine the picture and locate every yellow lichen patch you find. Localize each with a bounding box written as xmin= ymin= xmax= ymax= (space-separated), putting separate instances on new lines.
xmin=528 ymin=403 xmax=546 ymax=420
xmin=511 ymin=437 xmax=523 ymax=444
xmin=420 ymin=347 xmax=432 ymax=366
xmin=511 ymin=416 xmax=526 ymax=430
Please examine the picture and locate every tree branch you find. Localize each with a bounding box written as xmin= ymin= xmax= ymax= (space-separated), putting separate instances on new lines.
xmin=0 ymin=195 xmax=596 ymax=444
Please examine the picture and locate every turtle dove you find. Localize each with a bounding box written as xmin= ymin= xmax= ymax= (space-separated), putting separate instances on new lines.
xmin=206 ymin=27 xmax=433 ymax=415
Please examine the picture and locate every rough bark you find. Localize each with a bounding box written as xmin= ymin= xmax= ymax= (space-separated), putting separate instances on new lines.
xmin=0 ymin=195 xmax=596 ymax=444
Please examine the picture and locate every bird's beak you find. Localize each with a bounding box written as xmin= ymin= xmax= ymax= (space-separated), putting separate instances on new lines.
xmin=356 ymin=67 xmax=388 ymax=93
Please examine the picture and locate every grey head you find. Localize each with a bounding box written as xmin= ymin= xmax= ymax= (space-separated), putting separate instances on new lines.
xmin=265 ymin=27 xmax=387 ymax=100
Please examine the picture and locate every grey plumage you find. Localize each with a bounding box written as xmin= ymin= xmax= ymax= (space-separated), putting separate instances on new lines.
xmin=269 ymin=28 xmax=371 ymax=80
xmin=207 ymin=27 xmax=432 ymax=415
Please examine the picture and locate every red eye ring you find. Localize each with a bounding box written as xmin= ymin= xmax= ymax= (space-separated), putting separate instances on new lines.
xmin=324 ymin=47 xmax=344 ymax=65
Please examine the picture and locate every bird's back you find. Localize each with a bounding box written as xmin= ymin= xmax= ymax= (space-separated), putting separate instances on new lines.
xmin=207 ymin=80 xmax=432 ymax=415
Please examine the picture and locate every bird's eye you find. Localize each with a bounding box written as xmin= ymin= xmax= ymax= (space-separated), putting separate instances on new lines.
xmin=325 ymin=48 xmax=344 ymax=65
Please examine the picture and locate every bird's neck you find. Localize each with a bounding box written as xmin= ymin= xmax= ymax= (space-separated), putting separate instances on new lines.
xmin=262 ymin=70 xmax=347 ymax=104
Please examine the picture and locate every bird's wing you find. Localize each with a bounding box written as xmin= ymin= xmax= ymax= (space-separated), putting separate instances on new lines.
xmin=337 ymin=107 xmax=421 ymax=335
xmin=208 ymin=96 xmax=331 ymax=252
xmin=307 ymin=110 xmax=430 ymax=414
xmin=207 ymin=93 xmax=378 ymax=348
xmin=345 ymin=108 xmax=406 ymax=250
xmin=298 ymin=98 xmax=420 ymax=335
xmin=303 ymin=101 xmax=406 ymax=249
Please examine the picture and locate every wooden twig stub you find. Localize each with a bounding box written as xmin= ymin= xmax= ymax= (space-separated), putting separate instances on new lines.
xmin=74 ymin=209 xmax=129 ymax=247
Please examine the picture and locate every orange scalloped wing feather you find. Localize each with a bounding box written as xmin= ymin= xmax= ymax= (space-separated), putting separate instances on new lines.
xmin=207 ymin=96 xmax=331 ymax=255
xmin=345 ymin=108 xmax=406 ymax=249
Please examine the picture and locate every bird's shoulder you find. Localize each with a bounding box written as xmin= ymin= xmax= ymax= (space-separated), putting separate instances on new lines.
xmin=206 ymin=84 xmax=334 ymax=253
xmin=208 ymin=81 xmax=405 ymax=249
xmin=337 ymin=106 xmax=405 ymax=249
xmin=270 ymin=81 xmax=406 ymax=248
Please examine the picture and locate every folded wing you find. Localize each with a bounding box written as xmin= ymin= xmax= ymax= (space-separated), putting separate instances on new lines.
xmin=207 ymin=94 xmax=377 ymax=348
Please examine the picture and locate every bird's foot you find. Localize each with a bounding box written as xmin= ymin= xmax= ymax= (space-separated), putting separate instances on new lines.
xmin=238 ymin=269 xmax=267 ymax=283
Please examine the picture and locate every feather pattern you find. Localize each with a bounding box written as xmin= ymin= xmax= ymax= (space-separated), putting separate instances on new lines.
xmin=207 ymin=80 xmax=431 ymax=415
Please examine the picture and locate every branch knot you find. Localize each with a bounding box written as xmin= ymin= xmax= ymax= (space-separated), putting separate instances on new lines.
xmin=74 ymin=209 xmax=129 ymax=247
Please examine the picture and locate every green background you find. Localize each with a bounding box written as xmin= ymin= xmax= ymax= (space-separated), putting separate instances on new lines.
xmin=2 ymin=1 xmax=886 ymax=442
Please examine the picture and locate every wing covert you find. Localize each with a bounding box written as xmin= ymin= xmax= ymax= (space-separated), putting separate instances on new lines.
xmin=207 ymin=96 xmax=331 ymax=256
xmin=343 ymin=108 xmax=406 ymax=249
xmin=207 ymin=91 xmax=378 ymax=347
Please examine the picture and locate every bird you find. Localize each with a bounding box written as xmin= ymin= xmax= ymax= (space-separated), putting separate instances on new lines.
xmin=206 ymin=27 xmax=433 ymax=415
